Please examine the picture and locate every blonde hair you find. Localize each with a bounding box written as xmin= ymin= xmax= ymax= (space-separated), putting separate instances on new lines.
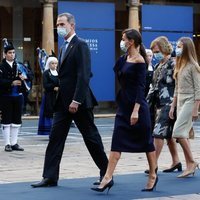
xmin=150 ymin=36 xmax=173 ymax=55
xmin=174 ymin=37 xmax=200 ymax=79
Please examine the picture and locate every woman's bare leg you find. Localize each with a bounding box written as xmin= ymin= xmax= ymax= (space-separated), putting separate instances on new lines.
xmin=154 ymin=138 xmax=164 ymax=162
xmin=177 ymin=138 xmax=195 ymax=170
xmin=167 ymin=138 xmax=181 ymax=166
xmin=145 ymin=150 xmax=157 ymax=189
xmin=98 ymin=151 xmax=121 ymax=188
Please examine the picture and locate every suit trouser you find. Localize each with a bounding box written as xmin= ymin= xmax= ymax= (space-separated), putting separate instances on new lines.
xmin=42 ymin=109 xmax=108 ymax=181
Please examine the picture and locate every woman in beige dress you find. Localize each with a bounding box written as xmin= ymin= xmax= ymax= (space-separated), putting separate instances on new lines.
xmin=169 ymin=37 xmax=200 ymax=178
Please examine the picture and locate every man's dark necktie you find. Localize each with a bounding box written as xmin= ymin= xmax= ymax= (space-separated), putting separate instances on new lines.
xmin=60 ymin=41 xmax=68 ymax=63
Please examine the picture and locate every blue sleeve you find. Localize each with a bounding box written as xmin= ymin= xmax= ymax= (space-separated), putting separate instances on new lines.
xmin=135 ymin=63 xmax=146 ymax=104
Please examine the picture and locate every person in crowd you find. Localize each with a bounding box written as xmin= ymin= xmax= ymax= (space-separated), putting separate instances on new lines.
xmin=0 ymin=42 xmax=25 ymax=152
xmin=31 ymin=12 xmax=108 ymax=188
xmin=91 ymin=28 xmax=157 ymax=193
xmin=145 ymin=36 xmax=182 ymax=174
xmin=145 ymin=49 xmax=154 ymax=97
xmin=22 ymin=60 xmax=34 ymax=116
xmin=37 ymin=56 xmax=59 ymax=135
xmin=145 ymin=49 xmax=156 ymax=132
xmin=169 ymin=37 xmax=200 ymax=178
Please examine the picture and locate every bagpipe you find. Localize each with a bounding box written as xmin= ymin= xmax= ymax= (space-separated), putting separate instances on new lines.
xmin=36 ymin=47 xmax=48 ymax=73
xmin=2 ymin=38 xmax=32 ymax=91
xmin=16 ymin=61 xmax=32 ymax=91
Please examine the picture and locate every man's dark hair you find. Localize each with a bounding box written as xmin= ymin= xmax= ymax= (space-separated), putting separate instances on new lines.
xmin=4 ymin=42 xmax=15 ymax=54
xmin=58 ymin=12 xmax=76 ymax=25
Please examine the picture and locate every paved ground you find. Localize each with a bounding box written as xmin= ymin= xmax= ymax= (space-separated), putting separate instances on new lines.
xmin=0 ymin=117 xmax=200 ymax=200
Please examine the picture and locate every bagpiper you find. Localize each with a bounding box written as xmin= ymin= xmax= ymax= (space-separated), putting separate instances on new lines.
xmin=0 ymin=39 xmax=28 ymax=152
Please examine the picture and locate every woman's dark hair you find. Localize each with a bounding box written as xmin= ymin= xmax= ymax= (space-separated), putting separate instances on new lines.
xmin=122 ymin=28 xmax=148 ymax=65
xmin=23 ymin=60 xmax=30 ymax=66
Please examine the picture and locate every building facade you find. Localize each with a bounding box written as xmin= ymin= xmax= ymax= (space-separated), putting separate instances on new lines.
xmin=0 ymin=0 xmax=199 ymax=114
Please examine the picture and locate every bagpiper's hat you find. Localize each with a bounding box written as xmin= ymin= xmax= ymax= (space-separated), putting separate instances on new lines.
xmin=2 ymin=38 xmax=15 ymax=53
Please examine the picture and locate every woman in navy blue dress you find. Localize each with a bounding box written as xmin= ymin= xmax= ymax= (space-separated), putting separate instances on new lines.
xmin=91 ymin=29 xmax=157 ymax=193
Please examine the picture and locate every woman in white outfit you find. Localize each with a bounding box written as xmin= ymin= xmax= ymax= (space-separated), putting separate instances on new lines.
xmin=169 ymin=37 xmax=200 ymax=178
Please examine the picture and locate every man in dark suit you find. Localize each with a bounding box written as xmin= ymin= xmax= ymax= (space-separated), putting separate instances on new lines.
xmin=31 ymin=12 xmax=108 ymax=188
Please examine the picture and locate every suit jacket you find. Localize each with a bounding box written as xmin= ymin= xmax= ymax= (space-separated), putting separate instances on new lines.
xmin=57 ymin=35 xmax=98 ymax=109
xmin=174 ymin=62 xmax=200 ymax=100
xmin=0 ymin=59 xmax=25 ymax=95
xmin=147 ymin=58 xmax=175 ymax=107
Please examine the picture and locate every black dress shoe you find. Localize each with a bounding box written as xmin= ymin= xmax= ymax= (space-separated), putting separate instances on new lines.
xmin=5 ymin=145 xmax=12 ymax=152
xmin=31 ymin=178 xmax=57 ymax=188
xmin=163 ymin=162 xmax=182 ymax=172
xmin=11 ymin=144 xmax=24 ymax=151
xmin=93 ymin=176 xmax=103 ymax=185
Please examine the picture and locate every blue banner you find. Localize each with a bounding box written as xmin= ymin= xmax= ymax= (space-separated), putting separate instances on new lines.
xmin=58 ymin=1 xmax=115 ymax=101
xmin=142 ymin=32 xmax=193 ymax=51
xmin=142 ymin=5 xmax=193 ymax=32
xmin=142 ymin=5 xmax=193 ymax=50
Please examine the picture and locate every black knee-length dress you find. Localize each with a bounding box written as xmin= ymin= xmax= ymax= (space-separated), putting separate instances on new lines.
xmin=111 ymin=56 xmax=155 ymax=153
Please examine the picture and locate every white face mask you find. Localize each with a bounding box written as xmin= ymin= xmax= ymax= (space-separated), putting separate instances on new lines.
xmin=120 ymin=40 xmax=128 ymax=52
xmin=154 ymin=52 xmax=164 ymax=62
xmin=57 ymin=27 xmax=70 ymax=38
xmin=175 ymin=48 xmax=183 ymax=57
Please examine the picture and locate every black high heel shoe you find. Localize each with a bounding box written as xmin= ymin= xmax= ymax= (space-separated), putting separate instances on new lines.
xmin=141 ymin=176 xmax=158 ymax=192
xmin=163 ymin=162 xmax=182 ymax=173
xmin=91 ymin=179 xmax=114 ymax=194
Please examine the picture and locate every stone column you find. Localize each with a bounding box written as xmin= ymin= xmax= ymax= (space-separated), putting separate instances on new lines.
xmin=40 ymin=0 xmax=57 ymax=54
xmin=128 ymin=0 xmax=141 ymax=31
xmin=13 ymin=6 xmax=23 ymax=61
